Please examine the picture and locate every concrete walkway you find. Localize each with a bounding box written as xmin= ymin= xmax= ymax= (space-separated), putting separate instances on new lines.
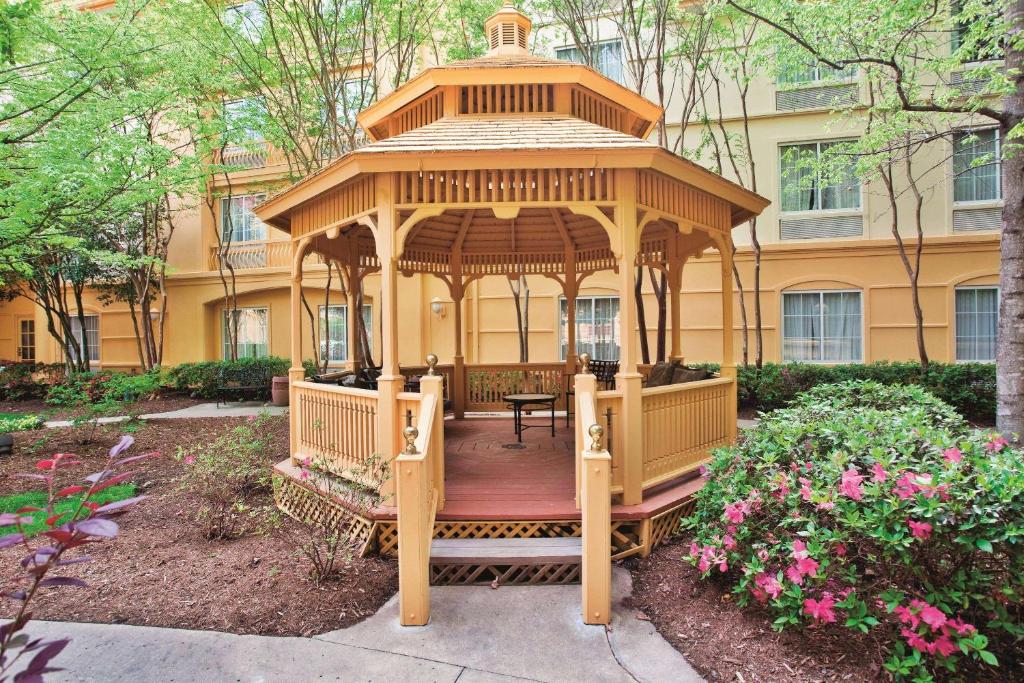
xmin=43 ymin=402 xmax=287 ymax=428
xmin=21 ymin=568 xmax=703 ymax=683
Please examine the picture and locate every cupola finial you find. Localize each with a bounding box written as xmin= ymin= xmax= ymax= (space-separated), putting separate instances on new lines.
xmin=483 ymin=4 xmax=532 ymax=56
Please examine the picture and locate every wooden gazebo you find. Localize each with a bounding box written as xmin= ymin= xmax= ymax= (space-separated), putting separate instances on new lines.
xmin=256 ymin=4 xmax=768 ymax=626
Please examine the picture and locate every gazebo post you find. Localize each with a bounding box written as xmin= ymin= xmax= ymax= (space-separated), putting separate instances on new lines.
xmin=668 ymin=234 xmax=685 ymax=363
xmin=717 ymin=235 xmax=738 ymax=442
xmin=345 ymin=235 xmax=361 ymax=371
xmin=615 ymin=170 xmax=644 ymax=506
xmin=374 ymin=175 xmax=403 ymax=501
xmin=289 ymin=238 xmax=310 ymax=465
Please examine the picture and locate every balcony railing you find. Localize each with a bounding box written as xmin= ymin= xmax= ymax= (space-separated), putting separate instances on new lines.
xmin=213 ymin=143 xmax=288 ymax=170
xmin=208 ymin=241 xmax=291 ymax=271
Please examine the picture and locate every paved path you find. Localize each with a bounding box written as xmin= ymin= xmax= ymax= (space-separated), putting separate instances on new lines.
xmin=20 ymin=568 xmax=703 ymax=683
xmin=43 ymin=402 xmax=287 ymax=428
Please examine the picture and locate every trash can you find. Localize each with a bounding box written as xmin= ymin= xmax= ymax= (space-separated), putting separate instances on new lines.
xmin=271 ymin=376 xmax=290 ymax=407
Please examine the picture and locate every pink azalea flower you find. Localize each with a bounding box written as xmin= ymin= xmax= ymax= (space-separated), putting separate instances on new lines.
xmin=834 ymin=543 xmax=847 ymax=557
xmin=907 ymin=519 xmax=932 ymax=540
xmin=795 ymin=556 xmax=819 ymax=578
xmin=917 ymin=603 xmax=947 ymax=631
xmin=722 ymin=534 xmax=737 ymax=550
xmin=798 ymin=477 xmax=813 ymax=502
xmin=301 ymin=457 xmax=312 ymax=468
xmin=947 ymin=618 xmax=976 ymax=635
xmin=985 ymin=434 xmax=1009 ymax=453
xmin=755 ymin=572 xmax=783 ymax=600
xmin=688 ymin=542 xmax=700 ymax=558
xmin=184 ymin=455 xmax=196 ymax=466
xmin=804 ymin=461 xmax=813 ymax=471
xmin=943 ymin=447 xmax=963 ymax=464
xmin=803 ymin=594 xmax=837 ymax=623
xmin=839 ymin=468 xmax=864 ymax=501
xmin=756 ymin=549 xmax=770 ymax=561
xmin=717 ymin=559 xmax=728 ymax=572
xmin=724 ymin=500 xmax=749 ymax=524
xmin=816 ymin=501 xmax=835 ymax=511
xmin=698 ymin=556 xmax=711 ymax=573
xmin=299 ymin=468 xmax=310 ymax=480
xmin=894 ymin=605 xmax=920 ymax=629
xmin=785 ymin=564 xmax=804 ymax=585
xmin=901 ymin=627 xmax=931 ymax=653
xmin=932 ymin=634 xmax=959 ymax=657
xmin=870 ymin=462 xmax=887 ymax=483
xmin=792 ymin=539 xmax=808 ymax=559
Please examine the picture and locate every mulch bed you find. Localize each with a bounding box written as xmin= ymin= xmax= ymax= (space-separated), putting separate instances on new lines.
xmin=627 ymin=537 xmax=887 ymax=682
xmin=0 ymin=417 xmax=397 ymax=636
xmin=0 ymin=395 xmax=206 ymax=421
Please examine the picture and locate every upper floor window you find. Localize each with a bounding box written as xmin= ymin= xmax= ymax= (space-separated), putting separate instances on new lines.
xmin=225 ymin=1 xmax=265 ymax=41
xmin=955 ymin=286 xmax=999 ymax=361
xmin=777 ymin=60 xmax=856 ymax=86
xmin=780 ymin=141 xmax=860 ymax=213
xmin=953 ymin=128 xmax=1001 ymax=203
xmin=319 ymin=304 xmax=373 ymax=362
xmin=69 ymin=315 xmax=100 ymax=363
xmin=223 ymin=307 xmax=268 ymax=359
xmin=555 ymin=40 xmax=624 ymax=84
xmin=951 ymin=0 xmax=1002 ymax=62
xmin=221 ymin=194 xmax=267 ymax=243
xmin=559 ymin=296 xmax=620 ymax=361
xmin=335 ymin=78 xmax=374 ymax=126
xmin=782 ymin=290 xmax=863 ymax=363
xmin=224 ymin=98 xmax=266 ymax=143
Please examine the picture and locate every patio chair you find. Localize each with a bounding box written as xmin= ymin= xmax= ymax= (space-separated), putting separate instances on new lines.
xmin=565 ymin=358 xmax=619 ymax=425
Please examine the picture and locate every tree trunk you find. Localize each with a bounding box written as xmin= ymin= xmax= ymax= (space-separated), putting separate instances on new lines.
xmin=636 ymin=266 xmax=650 ymax=364
xmin=998 ymin=119 xmax=1023 ymax=437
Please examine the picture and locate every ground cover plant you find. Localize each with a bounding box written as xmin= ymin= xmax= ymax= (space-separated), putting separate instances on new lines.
xmin=0 ymin=414 xmax=43 ymax=433
xmin=685 ymin=381 xmax=1022 ymax=682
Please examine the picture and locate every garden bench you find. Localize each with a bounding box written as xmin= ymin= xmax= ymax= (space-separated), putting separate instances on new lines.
xmin=215 ymin=364 xmax=273 ymax=406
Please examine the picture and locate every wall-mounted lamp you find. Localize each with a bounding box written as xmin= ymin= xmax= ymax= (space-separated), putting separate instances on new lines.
xmin=431 ymin=297 xmax=449 ymax=319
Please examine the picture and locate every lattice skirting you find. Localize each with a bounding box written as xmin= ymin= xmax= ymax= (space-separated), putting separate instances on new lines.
xmin=645 ymin=500 xmax=694 ymax=556
xmin=273 ymin=474 xmax=376 ymax=556
xmin=431 ymin=562 xmax=581 ymax=586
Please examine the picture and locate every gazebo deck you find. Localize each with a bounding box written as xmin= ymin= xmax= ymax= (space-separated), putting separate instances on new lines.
xmin=367 ymin=417 xmax=704 ymax=522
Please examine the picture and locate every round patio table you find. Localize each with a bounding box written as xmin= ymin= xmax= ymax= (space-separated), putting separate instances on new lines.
xmin=503 ymin=393 xmax=557 ymax=442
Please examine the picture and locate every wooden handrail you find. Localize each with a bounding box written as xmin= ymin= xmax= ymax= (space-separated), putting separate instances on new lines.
xmin=640 ymin=376 xmax=734 ymax=489
xmin=464 ymin=362 xmax=569 ymax=412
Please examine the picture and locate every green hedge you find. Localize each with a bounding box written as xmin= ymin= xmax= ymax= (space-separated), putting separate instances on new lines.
xmin=166 ymin=357 xmax=290 ymax=398
xmin=733 ymin=362 xmax=995 ymax=423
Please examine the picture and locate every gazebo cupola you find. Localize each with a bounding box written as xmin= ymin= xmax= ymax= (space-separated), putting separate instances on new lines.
xmin=484 ymin=3 xmax=532 ymax=55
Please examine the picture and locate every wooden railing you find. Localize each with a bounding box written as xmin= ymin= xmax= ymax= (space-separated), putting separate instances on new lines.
xmin=401 ymin=364 xmax=455 ymax=402
xmin=464 ymin=362 xmax=568 ymax=411
xmin=292 ymin=381 xmax=379 ymax=486
xmin=208 ymin=240 xmax=292 ymax=271
xmin=214 ymin=143 xmax=288 ymax=170
xmin=576 ymin=373 xmax=612 ymax=625
xmin=395 ymin=375 xmax=443 ymax=626
xmin=594 ymin=389 xmax=623 ymax=493
xmin=640 ymin=376 xmax=734 ymax=488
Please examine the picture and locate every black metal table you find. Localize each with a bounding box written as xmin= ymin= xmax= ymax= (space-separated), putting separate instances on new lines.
xmin=503 ymin=393 xmax=557 ymax=442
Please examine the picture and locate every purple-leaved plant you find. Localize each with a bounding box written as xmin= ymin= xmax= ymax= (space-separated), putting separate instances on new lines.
xmin=0 ymin=434 xmax=157 ymax=682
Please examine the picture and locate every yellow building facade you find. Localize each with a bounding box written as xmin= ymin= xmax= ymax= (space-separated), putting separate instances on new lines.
xmin=0 ymin=11 xmax=1001 ymax=371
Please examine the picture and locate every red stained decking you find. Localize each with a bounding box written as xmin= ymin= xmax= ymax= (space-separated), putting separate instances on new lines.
xmin=441 ymin=417 xmax=578 ymax=520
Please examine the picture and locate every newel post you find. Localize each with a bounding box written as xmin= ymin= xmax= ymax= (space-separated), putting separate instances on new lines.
xmin=574 ymin=353 xmax=596 ymax=509
xmin=718 ymin=237 xmax=738 ymax=442
xmin=396 ymin=426 xmax=430 ymax=626
xmin=289 ymin=242 xmax=306 ymax=465
xmin=422 ymin=354 xmax=445 ymax=509
xmin=582 ymin=423 xmax=611 ymax=625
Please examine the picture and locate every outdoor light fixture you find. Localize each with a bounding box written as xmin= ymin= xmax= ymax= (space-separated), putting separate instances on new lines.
xmin=431 ymin=297 xmax=448 ymax=319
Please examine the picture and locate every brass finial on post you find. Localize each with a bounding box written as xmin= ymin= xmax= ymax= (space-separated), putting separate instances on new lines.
xmin=588 ymin=423 xmax=604 ymax=451
xmin=579 ymin=352 xmax=591 ymax=374
xmin=403 ymin=426 xmax=419 ymax=454
xmin=425 ymin=354 xmax=438 ymax=376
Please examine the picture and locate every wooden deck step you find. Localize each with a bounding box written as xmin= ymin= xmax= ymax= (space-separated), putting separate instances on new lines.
xmin=430 ymin=537 xmax=583 ymax=565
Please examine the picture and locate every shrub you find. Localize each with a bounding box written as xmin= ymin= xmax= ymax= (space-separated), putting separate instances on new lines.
xmin=686 ymin=381 xmax=1023 ymax=681
xmin=736 ymin=362 xmax=996 ymax=423
xmin=167 ymin=357 xmax=289 ymax=399
xmin=0 ymin=413 xmax=44 ymax=433
xmin=174 ymin=414 xmax=277 ymax=539
xmin=0 ymin=362 xmax=64 ymax=401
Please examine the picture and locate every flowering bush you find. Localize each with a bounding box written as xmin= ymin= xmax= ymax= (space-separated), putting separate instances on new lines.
xmin=174 ymin=414 xmax=276 ymax=539
xmin=687 ymin=381 xmax=1023 ymax=681
xmin=0 ymin=435 xmax=155 ymax=680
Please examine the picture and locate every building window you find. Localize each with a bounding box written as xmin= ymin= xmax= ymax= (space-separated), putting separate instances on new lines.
xmin=953 ymin=129 xmax=1001 ymax=203
xmin=782 ymin=291 xmax=863 ymax=362
xmin=777 ymin=60 xmax=856 ymax=86
xmin=18 ymin=319 xmax=35 ymax=363
xmin=221 ymin=194 xmax=267 ymax=243
xmin=69 ymin=315 xmax=100 ymax=363
xmin=955 ymin=286 xmax=999 ymax=361
xmin=951 ymin=0 xmax=1002 ymax=61
xmin=225 ymin=1 xmax=265 ymax=41
xmin=318 ymin=304 xmax=372 ymax=362
xmin=335 ymin=78 xmax=374 ymax=127
xmin=555 ymin=40 xmax=624 ymax=84
xmin=224 ymin=97 xmax=266 ymax=143
xmin=780 ymin=141 xmax=860 ymax=213
xmin=223 ymin=307 xmax=269 ymax=359
xmin=559 ymin=296 xmax=620 ymax=361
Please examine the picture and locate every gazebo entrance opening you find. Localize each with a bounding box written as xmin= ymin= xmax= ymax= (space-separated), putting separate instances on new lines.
xmin=256 ymin=4 xmax=768 ymax=627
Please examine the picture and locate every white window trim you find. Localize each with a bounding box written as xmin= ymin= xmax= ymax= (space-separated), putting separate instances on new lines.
xmin=220 ymin=193 xmax=268 ymax=245
xmin=952 ymin=127 xmax=1003 ymax=207
xmin=222 ymin=306 xmax=270 ymax=360
xmin=317 ymin=303 xmax=372 ymax=365
xmin=954 ymin=285 xmax=1000 ymax=364
xmin=558 ymin=294 xmax=621 ymax=362
xmin=69 ymin=314 xmax=101 ymax=365
xmin=780 ymin=289 xmax=864 ymax=364
xmin=778 ymin=139 xmax=863 ymax=216
xmin=554 ymin=39 xmax=625 ymax=83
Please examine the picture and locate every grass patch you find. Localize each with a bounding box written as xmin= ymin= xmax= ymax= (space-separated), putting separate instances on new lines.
xmin=0 ymin=484 xmax=136 ymax=537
